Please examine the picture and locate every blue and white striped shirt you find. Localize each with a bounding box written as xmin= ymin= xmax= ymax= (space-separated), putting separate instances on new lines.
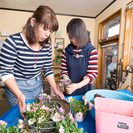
xmin=0 ymin=33 xmax=53 ymax=82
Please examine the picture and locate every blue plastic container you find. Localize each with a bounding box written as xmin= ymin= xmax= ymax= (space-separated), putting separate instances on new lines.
xmin=85 ymin=89 xmax=133 ymax=120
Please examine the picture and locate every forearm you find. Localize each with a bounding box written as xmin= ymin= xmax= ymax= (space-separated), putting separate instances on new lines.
xmin=47 ymin=76 xmax=58 ymax=92
xmin=77 ymin=77 xmax=90 ymax=89
xmin=4 ymin=77 xmax=23 ymax=98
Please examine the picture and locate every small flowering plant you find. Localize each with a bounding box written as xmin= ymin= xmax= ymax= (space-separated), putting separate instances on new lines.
xmin=59 ymin=78 xmax=71 ymax=92
xmin=66 ymin=96 xmax=93 ymax=122
xmin=0 ymin=119 xmax=24 ymax=133
xmin=55 ymin=113 xmax=86 ymax=133
xmin=23 ymin=93 xmax=65 ymax=128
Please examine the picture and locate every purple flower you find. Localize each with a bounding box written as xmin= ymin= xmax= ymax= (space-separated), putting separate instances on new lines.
xmin=64 ymin=80 xmax=69 ymax=85
xmin=58 ymin=107 xmax=65 ymax=113
xmin=73 ymin=103 xmax=76 ymax=108
xmin=47 ymin=95 xmax=51 ymax=99
xmin=40 ymin=97 xmax=45 ymax=101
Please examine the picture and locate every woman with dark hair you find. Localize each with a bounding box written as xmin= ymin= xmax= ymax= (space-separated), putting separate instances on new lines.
xmin=61 ymin=18 xmax=98 ymax=96
xmin=0 ymin=5 xmax=64 ymax=117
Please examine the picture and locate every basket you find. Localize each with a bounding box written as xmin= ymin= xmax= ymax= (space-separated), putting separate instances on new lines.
xmin=24 ymin=101 xmax=61 ymax=132
xmin=95 ymin=97 xmax=133 ymax=133
xmin=30 ymin=121 xmax=55 ymax=132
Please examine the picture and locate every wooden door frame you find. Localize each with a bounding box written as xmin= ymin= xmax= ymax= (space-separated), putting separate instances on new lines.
xmin=96 ymin=9 xmax=121 ymax=89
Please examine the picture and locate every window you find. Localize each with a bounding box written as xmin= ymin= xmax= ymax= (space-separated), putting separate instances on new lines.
xmin=103 ymin=16 xmax=120 ymax=39
xmin=97 ymin=9 xmax=121 ymax=89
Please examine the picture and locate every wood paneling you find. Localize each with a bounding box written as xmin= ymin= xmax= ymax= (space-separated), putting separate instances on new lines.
xmin=123 ymin=9 xmax=131 ymax=69
xmin=131 ymin=74 xmax=133 ymax=91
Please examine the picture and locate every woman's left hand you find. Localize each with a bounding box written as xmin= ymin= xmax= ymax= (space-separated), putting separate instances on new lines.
xmin=54 ymin=89 xmax=65 ymax=100
xmin=66 ymin=83 xmax=78 ymax=94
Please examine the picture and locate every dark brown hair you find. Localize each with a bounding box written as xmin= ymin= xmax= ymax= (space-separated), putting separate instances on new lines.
xmin=23 ymin=5 xmax=58 ymax=47
xmin=67 ymin=18 xmax=89 ymax=49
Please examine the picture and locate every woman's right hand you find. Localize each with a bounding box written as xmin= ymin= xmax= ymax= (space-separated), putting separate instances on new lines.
xmin=17 ymin=93 xmax=26 ymax=118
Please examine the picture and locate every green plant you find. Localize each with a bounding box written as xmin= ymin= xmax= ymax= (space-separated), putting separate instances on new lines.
xmin=66 ymin=96 xmax=90 ymax=121
xmin=55 ymin=113 xmax=86 ymax=133
xmin=55 ymin=54 xmax=62 ymax=63
xmin=57 ymin=48 xmax=63 ymax=53
xmin=54 ymin=73 xmax=60 ymax=77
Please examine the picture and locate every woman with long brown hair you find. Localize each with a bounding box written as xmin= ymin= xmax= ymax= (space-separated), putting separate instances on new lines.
xmin=0 ymin=5 xmax=65 ymax=117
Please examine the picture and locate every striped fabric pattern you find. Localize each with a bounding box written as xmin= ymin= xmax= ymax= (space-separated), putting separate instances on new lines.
xmin=61 ymin=48 xmax=98 ymax=83
xmin=0 ymin=33 xmax=53 ymax=81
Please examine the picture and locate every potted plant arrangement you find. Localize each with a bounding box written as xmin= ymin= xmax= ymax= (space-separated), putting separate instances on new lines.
xmin=23 ymin=93 xmax=64 ymax=132
xmin=66 ymin=96 xmax=93 ymax=122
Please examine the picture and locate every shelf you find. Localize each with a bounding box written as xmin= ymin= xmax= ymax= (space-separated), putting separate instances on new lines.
xmin=0 ymin=35 xmax=8 ymax=37
xmin=52 ymin=66 xmax=61 ymax=68
xmin=0 ymin=85 xmax=5 ymax=88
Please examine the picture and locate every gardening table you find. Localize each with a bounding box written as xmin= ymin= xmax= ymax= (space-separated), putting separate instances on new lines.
xmin=0 ymin=89 xmax=133 ymax=133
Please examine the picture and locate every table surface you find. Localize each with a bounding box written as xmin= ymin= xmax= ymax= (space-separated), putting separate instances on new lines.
xmin=0 ymin=89 xmax=133 ymax=133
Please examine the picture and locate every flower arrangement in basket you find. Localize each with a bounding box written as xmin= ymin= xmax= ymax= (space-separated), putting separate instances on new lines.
xmin=23 ymin=93 xmax=65 ymax=132
xmin=59 ymin=78 xmax=71 ymax=92
xmin=66 ymin=96 xmax=93 ymax=122
xmin=0 ymin=93 xmax=87 ymax=133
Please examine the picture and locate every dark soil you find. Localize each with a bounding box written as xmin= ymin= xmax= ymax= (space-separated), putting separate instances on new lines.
xmin=91 ymin=94 xmax=105 ymax=105
xmin=51 ymin=97 xmax=70 ymax=116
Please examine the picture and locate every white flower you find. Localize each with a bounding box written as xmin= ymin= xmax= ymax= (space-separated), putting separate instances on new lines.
xmin=38 ymin=116 xmax=44 ymax=124
xmin=28 ymin=118 xmax=36 ymax=125
xmin=40 ymin=105 xmax=46 ymax=110
xmin=39 ymin=93 xmax=47 ymax=97
xmin=26 ymin=103 xmax=31 ymax=111
xmin=0 ymin=120 xmax=7 ymax=126
xmin=59 ymin=125 xmax=65 ymax=133
xmin=52 ymin=112 xmax=61 ymax=122
xmin=76 ymin=112 xmax=83 ymax=121
xmin=68 ymin=96 xmax=73 ymax=102
xmin=84 ymin=98 xmax=88 ymax=105
xmin=18 ymin=119 xmax=24 ymax=129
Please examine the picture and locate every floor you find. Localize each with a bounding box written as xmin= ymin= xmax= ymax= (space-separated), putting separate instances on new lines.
xmin=0 ymin=101 xmax=10 ymax=117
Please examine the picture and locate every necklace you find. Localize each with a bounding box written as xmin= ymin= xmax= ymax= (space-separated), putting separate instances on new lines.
xmin=32 ymin=48 xmax=40 ymax=68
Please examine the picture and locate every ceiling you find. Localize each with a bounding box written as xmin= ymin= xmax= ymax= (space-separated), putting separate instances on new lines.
xmin=0 ymin=0 xmax=117 ymax=18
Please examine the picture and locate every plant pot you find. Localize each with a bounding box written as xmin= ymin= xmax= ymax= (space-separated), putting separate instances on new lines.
xmin=73 ymin=112 xmax=84 ymax=122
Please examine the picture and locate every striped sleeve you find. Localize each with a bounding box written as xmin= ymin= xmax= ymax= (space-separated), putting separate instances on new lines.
xmin=61 ymin=49 xmax=69 ymax=79
xmin=83 ymin=48 xmax=98 ymax=84
xmin=0 ymin=35 xmax=17 ymax=82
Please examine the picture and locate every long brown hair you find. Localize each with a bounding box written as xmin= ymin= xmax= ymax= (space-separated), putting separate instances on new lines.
xmin=67 ymin=18 xmax=89 ymax=49
xmin=23 ymin=5 xmax=58 ymax=47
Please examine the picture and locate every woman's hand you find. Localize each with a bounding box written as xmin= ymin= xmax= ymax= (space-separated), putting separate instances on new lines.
xmin=17 ymin=93 xmax=26 ymax=118
xmin=54 ymin=89 xmax=65 ymax=100
xmin=66 ymin=83 xmax=79 ymax=94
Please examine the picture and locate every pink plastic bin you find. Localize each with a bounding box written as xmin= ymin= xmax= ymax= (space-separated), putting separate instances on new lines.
xmin=95 ymin=97 xmax=133 ymax=133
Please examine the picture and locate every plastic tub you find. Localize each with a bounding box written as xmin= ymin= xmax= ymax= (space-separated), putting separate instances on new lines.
xmin=85 ymin=89 xmax=133 ymax=120
xmin=95 ymin=97 xmax=133 ymax=133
